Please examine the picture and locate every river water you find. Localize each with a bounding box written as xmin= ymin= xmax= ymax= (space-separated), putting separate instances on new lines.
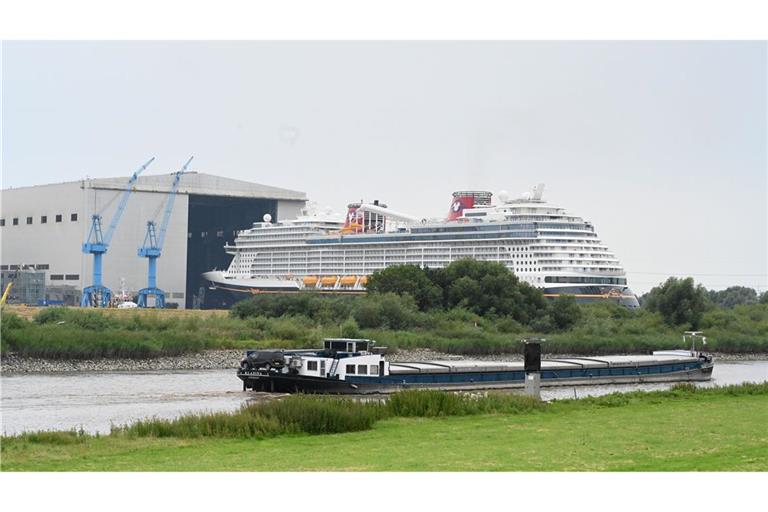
xmin=2 ymin=361 xmax=767 ymax=436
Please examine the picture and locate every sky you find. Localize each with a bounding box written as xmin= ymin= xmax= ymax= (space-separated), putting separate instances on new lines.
xmin=2 ymin=41 xmax=766 ymax=294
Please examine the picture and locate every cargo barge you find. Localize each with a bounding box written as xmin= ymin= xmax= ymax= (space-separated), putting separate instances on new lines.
xmin=238 ymin=337 xmax=714 ymax=394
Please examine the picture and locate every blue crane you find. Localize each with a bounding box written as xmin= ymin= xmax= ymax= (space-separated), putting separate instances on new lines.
xmin=137 ymin=156 xmax=193 ymax=308
xmin=81 ymin=157 xmax=155 ymax=307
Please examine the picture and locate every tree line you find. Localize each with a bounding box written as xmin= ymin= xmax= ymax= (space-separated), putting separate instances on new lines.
xmin=233 ymin=260 xmax=585 ymax=333
xmin=230 ymin=262 xmax=768 ymax=333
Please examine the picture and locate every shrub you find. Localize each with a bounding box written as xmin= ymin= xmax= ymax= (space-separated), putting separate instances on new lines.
xmin=352 ymin=293 xmax=418 ymax=330
xmin=265 ymin=315 xmax=314 ymax=342
xmin=33 ymin=307 xmax=68 ymax=324
xmin=340 ymin=317 xmax=361 ymax=338
xmin=230 ymin=294 xmax=357 ymax=322
xmin=643 ymin=277 xmax=710 ymax=329
xmin=709 ymin=286 xmax=759 ymax=308
xmin=366 ymin=264 xmax=443 ymax=311
xmin=529 ymin=314 xmax=555 ymax=334
xmin=352 ymin=299 xmax=382 ymax=329
xmin=494 ymin=317 xmax=525 ymax=334
xmin=549 ymin=295 xmax=582 ymax=330
xmin=439 ymin=259 xmax=547 ymax=322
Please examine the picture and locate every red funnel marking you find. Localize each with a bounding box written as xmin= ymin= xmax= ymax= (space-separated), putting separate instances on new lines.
xmin=447 ymin=195 xmax=475 ymax=221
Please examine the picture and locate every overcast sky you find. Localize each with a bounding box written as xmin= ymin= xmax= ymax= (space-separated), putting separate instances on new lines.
xmin=2 ymin=41 xmax=766 ymax=294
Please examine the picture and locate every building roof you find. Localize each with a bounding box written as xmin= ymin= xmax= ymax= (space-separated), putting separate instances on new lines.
xmin=2 ymin=172 xmax=306 ymax=202
xmin=88 ymin=172 xmax=306 ymax=201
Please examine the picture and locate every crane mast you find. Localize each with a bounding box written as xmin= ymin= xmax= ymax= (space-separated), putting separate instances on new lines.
xmin=137 ymin=156 xmax=193 ymax=308
xmin=81 ymin=157 xmax=155 ymax=307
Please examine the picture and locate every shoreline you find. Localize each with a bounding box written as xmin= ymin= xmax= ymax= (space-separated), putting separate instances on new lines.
xmin=2 ymin=349 xmax=767 ymax=375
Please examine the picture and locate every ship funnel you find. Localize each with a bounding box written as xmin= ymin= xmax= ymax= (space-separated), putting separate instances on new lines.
xmin=447 ymin=191 xmax=493 ymax=221
xmin=343 ymin=202 xmax=364 ymax=233
xmin=343 ymin=201 xmax=390 ymax=233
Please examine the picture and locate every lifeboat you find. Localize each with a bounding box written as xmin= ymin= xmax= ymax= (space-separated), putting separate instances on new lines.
xmin=359 ymin=276 xmax=369 ymax=286
xmin=320 ymin=276 xmax=338 ymax=286
xmin=339 ymin=275 xmax=357 ymax=286
xmin=303 ymin=276 xmax=318 ymax=286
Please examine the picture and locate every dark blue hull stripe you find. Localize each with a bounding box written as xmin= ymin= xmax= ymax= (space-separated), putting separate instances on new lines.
xmin=346 ymin=362 xmax=705 ymax=386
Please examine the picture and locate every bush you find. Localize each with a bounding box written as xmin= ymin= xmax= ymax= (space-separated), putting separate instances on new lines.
xmin=230 ymin=294 xmax=356 ymax=322
xmin=340 ymin=317 xmax=361 ymax=338
xmin=366 ymin=264 xmax=443 ymax=311
xmin=439 ymin=259 xmax=547 ymax=322
xmin=529 ymin=314 xmax=555 ymax=334
xmin=549 ymin=295 xmax=582 ymax=331
xmin=366 ymin=261 xmax=549 ymax=322
xmin=265 ymin=315 xmax=314 ymax=342
xmin=494 ymin=317 xmax=525 ymax=334
xmin=709 ymin=286 xmax=759 ymax=308
xmin=643 ymin=277 xmax=710 ymax=329
xmin=33 ymin=307 xmax=68 ymax=324
xmin=352 ymin=293 xmax=419 ymax=330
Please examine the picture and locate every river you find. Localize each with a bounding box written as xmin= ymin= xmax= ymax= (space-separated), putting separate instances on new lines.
xmin=2 ymin=361 xmax=766 ymax=436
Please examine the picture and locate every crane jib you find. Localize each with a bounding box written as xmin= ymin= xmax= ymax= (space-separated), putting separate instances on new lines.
xmin=81 ymin=157 xmax=156 ymax=308
xmin=137 ymin=156 xmax=193 ymax=309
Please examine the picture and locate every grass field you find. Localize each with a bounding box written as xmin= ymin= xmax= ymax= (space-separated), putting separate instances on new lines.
xmin=3 ymin=389 xmax=766 ymax=471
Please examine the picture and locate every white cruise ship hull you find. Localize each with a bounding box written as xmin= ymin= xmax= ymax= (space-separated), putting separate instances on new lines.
xmin=202 ymin=186 xmax=641 ymax=308
xmin=202 ymin=271 xmax=301 ymax=293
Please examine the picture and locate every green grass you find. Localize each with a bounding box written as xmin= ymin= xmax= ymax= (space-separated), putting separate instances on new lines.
xmin=3 ymin=385 xmax=767 ymax=471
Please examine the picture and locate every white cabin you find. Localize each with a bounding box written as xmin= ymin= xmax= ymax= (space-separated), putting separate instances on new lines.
xmin=279 ymin=339 xmax=389 ymax=379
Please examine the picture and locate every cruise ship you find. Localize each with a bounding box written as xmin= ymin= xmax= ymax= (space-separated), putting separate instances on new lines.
xmin=203 ymin=184 xmax=639 ymax=307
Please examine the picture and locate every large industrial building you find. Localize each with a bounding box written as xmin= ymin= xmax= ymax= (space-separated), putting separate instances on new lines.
xmin=0 ymin=171 xmax=306 ymax=309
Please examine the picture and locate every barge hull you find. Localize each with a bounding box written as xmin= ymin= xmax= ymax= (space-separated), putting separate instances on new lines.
xmin=239 ymin=365 xmax=713 ymax=395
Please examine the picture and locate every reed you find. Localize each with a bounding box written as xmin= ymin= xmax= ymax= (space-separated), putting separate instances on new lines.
xmin=11 ymin=429 xmax=91 ymax=445
xmin=113 ymin=395 xmax=386 ymax=439
xmin=387 ymin=389 xmax=544 ymax=417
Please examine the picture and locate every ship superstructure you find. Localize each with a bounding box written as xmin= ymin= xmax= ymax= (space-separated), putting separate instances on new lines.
xmin=203 ymin=185 xmax=639 ymax=307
